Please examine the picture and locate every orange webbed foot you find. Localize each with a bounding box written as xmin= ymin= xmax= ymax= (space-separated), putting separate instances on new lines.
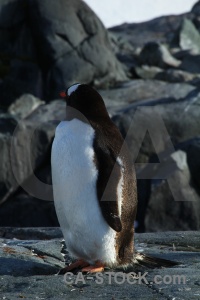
xmin=81 ymin=261 xmax=104 ymax=273
xmin=59 ymin=259 xmax=90 ymax=274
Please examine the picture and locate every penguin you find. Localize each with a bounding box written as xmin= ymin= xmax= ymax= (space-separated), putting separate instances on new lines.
xmin=51 ymin=83 xmax=178 ymax=273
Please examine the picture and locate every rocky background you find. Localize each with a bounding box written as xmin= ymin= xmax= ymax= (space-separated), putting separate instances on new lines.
xmin=0 ymin=0 xmax=200 ymax=232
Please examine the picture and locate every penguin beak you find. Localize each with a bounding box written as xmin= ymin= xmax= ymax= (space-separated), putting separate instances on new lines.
xmin=59 ymin=91 xmax=67 ymax=99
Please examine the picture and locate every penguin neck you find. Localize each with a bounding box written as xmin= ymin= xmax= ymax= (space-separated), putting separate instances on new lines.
xmin=65 ymin=106 xmax=111 ymax=126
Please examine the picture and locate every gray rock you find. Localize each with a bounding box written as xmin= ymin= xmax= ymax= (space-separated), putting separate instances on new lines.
xmin=0 ymin=227 xmax=63 ymax=240
xmin=179 ymin=137 xmax=200 ymax=190
xmin=109 ymin=14 xmax=193 ymax=50
xmin=8 ymin=94 xmax=44 ymax=119
xmin=155 ymin=68 xmax=200 ymax=84
xmin=0 ymin=100 xmax=65 ymax=205
xmin=179 ymin=18 xmax=200 ymax=54
xmin=100 ymin=79 xmax=195 ymax=115
xmin=180 ymin=54 xmax=200 ymax=73
xmin=145 ymin=150 xmax=200 ymax=232
xmin=134 ymin=136 xmax=200 ymax=233
xmin=0 ymin=228 xmax=199 ymax=299
xmin=139 ymin=42 xmax=181 ymax=68
xmin=112 ymin=86 xmax=200 ymax=164
xmin=0 ymin=238 xmax=64 ymax=276
xmin=134 ymin=65 xmax=163 ymax=80
xmin=0 ymin=0 xmax=126 ymax=105
xmin=134 ymin=65 xmax=200 ymax=85
xmin=0 ymin=115 xmax=18 ymax=203
xmin=108 ymin=31 xmax=138 ymax=76
xmin=191 ymin=0 xmax=200 ymax=15
xmin=136 ymin=231 xmax=200 ymax=248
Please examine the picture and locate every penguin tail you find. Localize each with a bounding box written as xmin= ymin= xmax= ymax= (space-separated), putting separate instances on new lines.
xmin=134 ymin=252 xmax=179 ymax=268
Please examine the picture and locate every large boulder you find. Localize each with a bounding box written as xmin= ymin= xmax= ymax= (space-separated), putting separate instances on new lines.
xmin=0 ymin=0 xmax=126 ymax=107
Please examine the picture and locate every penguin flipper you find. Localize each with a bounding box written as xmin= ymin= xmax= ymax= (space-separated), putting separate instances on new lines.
xmin=93 ymin=140 xmax=122 ymax=232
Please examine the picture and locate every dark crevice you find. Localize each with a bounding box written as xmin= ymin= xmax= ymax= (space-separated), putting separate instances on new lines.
xmin=77 ymin=10 xmax=97 ymax=36
xmin=56 ymin=33 xmax=75 ymax=51
xmin=55 ymin=32 xmax=96 ymax=68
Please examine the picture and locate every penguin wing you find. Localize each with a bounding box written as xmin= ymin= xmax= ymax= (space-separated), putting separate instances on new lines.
xmin=94 ymin=139 xmax=122 ymax=232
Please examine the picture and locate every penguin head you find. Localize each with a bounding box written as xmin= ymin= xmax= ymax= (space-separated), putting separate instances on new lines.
xmin=60 ymin=83 xmax=109 ymax=120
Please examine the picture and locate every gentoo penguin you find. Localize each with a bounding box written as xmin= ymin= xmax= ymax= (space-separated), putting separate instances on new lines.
xmin=51 ymin=83 xmax=177 ymax=273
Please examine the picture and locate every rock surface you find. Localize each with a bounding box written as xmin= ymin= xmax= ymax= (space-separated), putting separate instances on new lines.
xmin=139 ymin=42 xmax=181 ymax=68
xmin=145 ymin=150 xmax=200 ymax=231
xmin=180 ymin=18 xmax=200 ymax=54
xmin=112 ymin=85 xmax=200 ymax=164
xmin=0 ymin=228 xmax=199 ymax=299
xmin=0 ymin=0 xmax=126 ymax=106
xmin=0 ymin=101 xmax=62 ymax=205
xmin=8 ymin=94 xmax=44 ymax=119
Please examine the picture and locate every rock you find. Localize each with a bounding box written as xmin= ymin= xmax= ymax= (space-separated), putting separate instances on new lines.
xmin=0 ymin=0 xmax=126 ymax=106
xmin=0 ymin=227 xmax=63 ymax=240
xmin=155 ymin=68 xmax=200 ymax=84
xmin=0 ymin=193 xmax=59 ymax=227
xmin=8 ymin=94 xmax=44 ymax=119
xmin=100 ymin=79 xmax=195 ymax=115
xmin=112 ymin=86 xmax=200 ymax=164
xmin=175 ymin=137 xmax=200 ymax=191
xmin=134 ymin=63 xmax=200 ymax=86
xmin=136 ymin=137 xmax=200 ymax=233
xmin=0 ymin=238 xmax=64 ymax=276
xmin=179 ymin=18 xmax=200 ymax=54
xmin=109 ymin=14 xmax=193 ymax=49
xmin=180 ymin=53 xmax=200 ymax=73
xmin=187 ymin=139 xmax=200 ymax=190
xmin=109 ymin=16 xmax=189 ymax=76
xmin=0 ymin=114 xmax=18 ymax=203
xmin=0 ymin=228 xmax=200 ymax=299
xmin=134 ymin=65 xmax=162 ymax=80
xmin=139 ymin=42 xmax=181 ymax=68
xmin=145 ymin=150 xmax=200 ymax=232
xmin=108 ymin=31 xmax=139 ymax=76
xmin=191 ymin=0 xmax=200 ymax=15
xmin=136 ymin=179 xmax=151 ymax=233
xmin=0 ymin=59 xmax=42 ymax=108
xmin=0 ymin=100 xmax=65 ymax=206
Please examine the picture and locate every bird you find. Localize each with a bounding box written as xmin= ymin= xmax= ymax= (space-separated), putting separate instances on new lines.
xmin=51 ymin=83 xmax=178 ymax=273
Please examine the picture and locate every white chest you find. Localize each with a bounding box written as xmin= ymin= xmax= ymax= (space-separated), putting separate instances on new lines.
xmin=51 ymin=119 xmax=117 ymax=265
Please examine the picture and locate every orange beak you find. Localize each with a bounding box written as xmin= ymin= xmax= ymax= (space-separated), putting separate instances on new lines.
xmin=60 ymin=91 xmax=67 ymax=98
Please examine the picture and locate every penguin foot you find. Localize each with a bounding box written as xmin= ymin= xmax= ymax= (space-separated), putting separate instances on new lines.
xmin=81 ymin=261 xmax=104 ymax=273
xmin=59 ymin=259 xmax=89 ymax=274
